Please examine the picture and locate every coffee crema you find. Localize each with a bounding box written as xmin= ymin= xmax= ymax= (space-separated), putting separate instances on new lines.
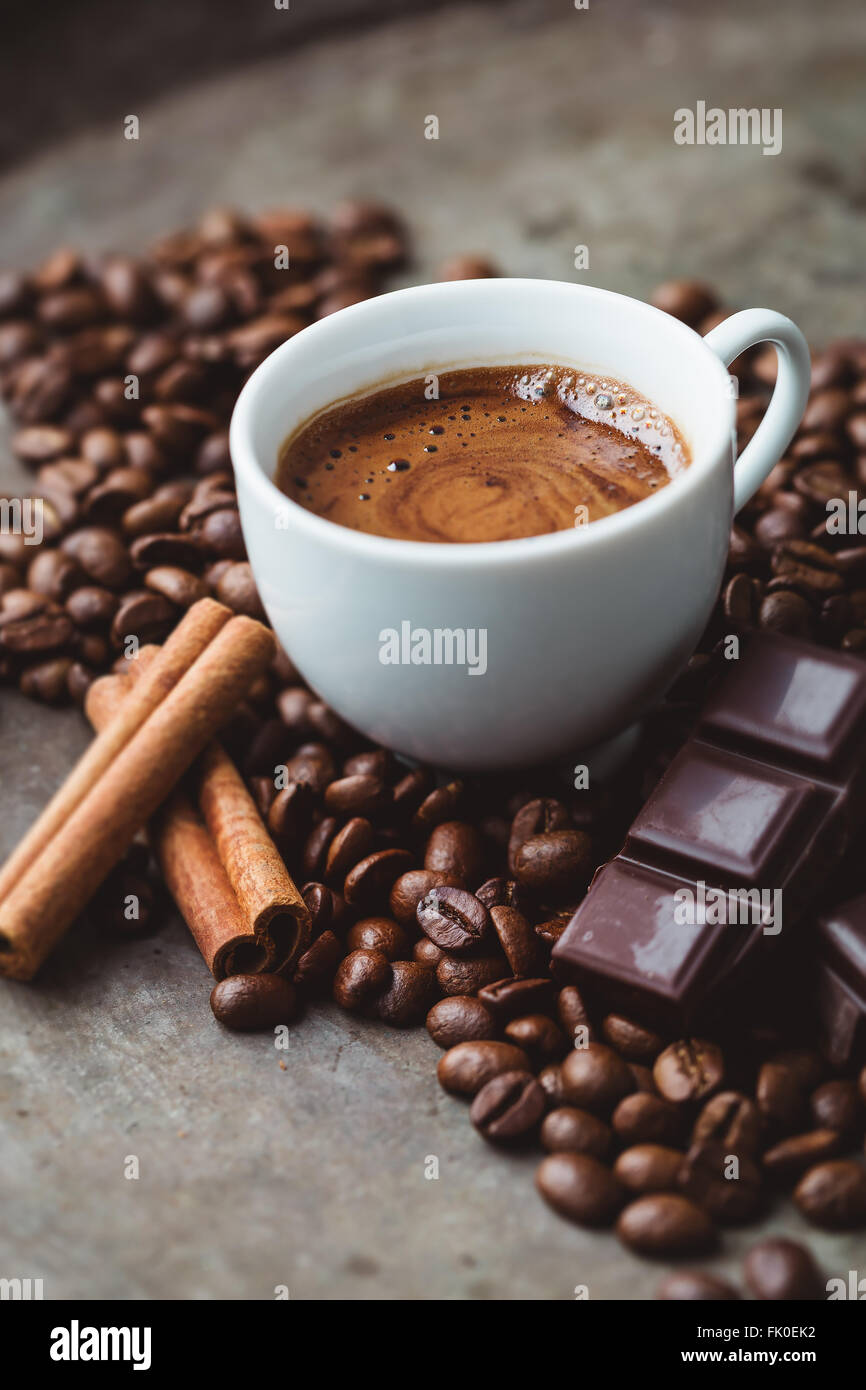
xmin=276 ymin=365 xmax=690 ymax=544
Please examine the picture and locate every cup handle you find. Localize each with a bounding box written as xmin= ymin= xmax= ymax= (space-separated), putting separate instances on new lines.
xmin=702 ymin=309 xmax=811 ymax=513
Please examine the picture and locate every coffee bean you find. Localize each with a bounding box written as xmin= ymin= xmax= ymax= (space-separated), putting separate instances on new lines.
xmin=602 ymin=1014 xmax=663 ymax=1062
xmin=538 ymin=1064 xmax=567 ymax=1107
xmin=376 ymin=960 xmax=434 ymax=1031
xmin=437 ymin=255 xmax=499 ymax=281
xmin=144 ymin=565 xmax=208 ymax=609
xmin=343 ymin=848 xmax=415 ymax=910
xmin=489 ymin=903 xmax=537 ymax=976
xmin=213 ymin=561 xmax=265 ymax=619
xmin=20 ymin=656 xmax=73 ymax=703
xmin=471 ymin=1070 xmax=545 ymax=1144
xmin=332 ymin=948 xmax=391 ymax=1013
xmin=417 ymin=885 xmax=490 ymax=952
xmin=794 ymin=1159 xmax=866 ymax=1229
xmin=426 ymin=995 xmax=497 ymax=1049
xmin=293 ymin=928 xmax=343 ymax=993
xmin=111 ymin=591 xmax=177 ymax=647
xmin=507 ymin=797 xmax=571 ymax=873
xmin=762 ymin=1129 xmax=842 ymax=1180
xmin=770 ymin=1048 xmax=825 ymax=1090
xmin=437 ymin=1040 xmax=530 ymax=1097
xmin=743 ymin=1238 xmax=825 ymax=1300
xmin=27 ymin=548 xmax=83 ymax=601
xmin=478 ymin=976 xmax=554 ymax=1020
xmin=540 ymin=1106 xmax=611 ymax=1159
xmin=616 ymin=1193 xmax=716 ymax=1257
xmin=653 ymin=1039 xmax=724 ymax=1104
xmin=0 ymin=609 xmax=74 ymax=654
xmin=613 ymin=1093 xmax=681 ymax=1146
xmin=436 ymin=954 xmax=509 ymax=997
xmin=389 ymin=868 xmax=461 ymax=926
xmin=650 ymin=279 xmax=717 ymax=327
xmin=656 ymin=1271 xmax=740 ymax=1301
xmin=557 ymin=984 xmax=596 ymax=1043
xmin=324 ymin=817 xmax=375 ymax=882
xmin=692 ymin=1091 xmax=763 ymax=1155
xmin=64 ymin=585 xmax=118 ymax=630
xmin=61 ymin=526 xmax=130 ymax=589
xmin=810 ymin=1079 xmax=863 ymax=1135
xmin=267 ymin=782 xmax=314 ymax=849
xmin=560 ymin=1043 xmax=635 ymax=1114
xmin=513 ymin=830 xmax=593 ymax=898
xmin=346 ymin=916 xmax=408 ymax=961
xmin=504 ymin=1014 xmax=568 ymax=1066
xmin=424 ymin=820 xmax=484 ymax=883
xmin=412 ymin=778 xmax=463 ymax=830
xmin=210 ymin=973 xmax=297 ymax=1031
xmin=756 ymin=1060 xmax=807 ymax=1130
xmin=413 ymin=937 xmax=444 ymax=969
xmin=324 ymin=773 xmax=388 ymax=819
xmin=676 ymin=1141 xmax=763 ymax=1224
xmin=475 ymin=876 xmax=523 ymax=910
xmin=536 ymin=1152 xmax=625 ymax=1226
xmin=614 ymin=1143 xmax=684 ymax=1196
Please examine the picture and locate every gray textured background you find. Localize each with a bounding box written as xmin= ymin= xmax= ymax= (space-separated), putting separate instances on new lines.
xmin=1 ymin=0 xmax=864 ymax=1300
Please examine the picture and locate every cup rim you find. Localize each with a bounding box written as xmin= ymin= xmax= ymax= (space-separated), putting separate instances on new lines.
xmin=229 ymin=278 xmax=735 ymax=568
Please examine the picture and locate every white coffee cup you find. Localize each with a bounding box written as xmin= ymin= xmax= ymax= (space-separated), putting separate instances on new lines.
xmin=230 ymin=279 xmax=810 ymax=770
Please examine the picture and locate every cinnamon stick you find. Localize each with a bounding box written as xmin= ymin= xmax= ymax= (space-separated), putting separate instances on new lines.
xmin=88 ymin=661 xmax=310 ymax=978
xmin=0 ymin=597 xmax=231 ymax=906
xmin=0 ymin=614 xmax=275 ymax=980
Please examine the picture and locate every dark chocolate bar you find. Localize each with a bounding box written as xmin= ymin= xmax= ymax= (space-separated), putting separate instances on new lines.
xmin=815 ymin=895 xmax=866 ymax=1067
xmin=553 ymin=633 xmax=866 ymax=1031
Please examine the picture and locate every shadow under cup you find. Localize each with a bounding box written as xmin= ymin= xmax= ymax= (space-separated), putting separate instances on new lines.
xmin=229 ymin=279 xmax=736 ymax=771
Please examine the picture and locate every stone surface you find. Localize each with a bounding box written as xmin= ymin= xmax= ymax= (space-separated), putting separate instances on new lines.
xmin=1 ymin=0 xmax=864 ymax=1299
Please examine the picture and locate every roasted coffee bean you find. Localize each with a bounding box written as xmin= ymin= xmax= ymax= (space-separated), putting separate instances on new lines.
xmin=743 ymin=1238 xmax=825 ymax=1300
xmin=614 ymin=1144 xmax=684 ymax=1196
xmin=343 ymin=848 xmax=415 ymax=910
xmin=540 ymin=1106 xmax=611 ymax=1159
xmin=417 ymin=885 xmax=490 ymax=952
xmin=489 ymin=904 xmax=537 ymax=976
xmin=424 ymin=820 xmax=484 ymax=884
xmin=478 ymin=975 xmax=554 ymax=1020
xmin=332 ymin=948 xmax=391 ymax=1013
xmin=27 ymin=548 xmax=83 ymax=601
xmin=534 ymin=914 xmax=570 ymax=949
xmin=324 ymin=773 xmax=388 ymax=819
xmin=412 ymin=778 xmax=463 ymax=829
xmin=653 ymin=1039 xmax=724 ymax=1104
xmin=794 ymin=1159 xmax=866 ymax=1229
xmin=122 ymin=486 xmax=190 ymax=538
xmin=651 ymin=279 xmax=717 ymax=327
xmin=210 ymin=973 xmax=297 ymax=1031
xmin=762 ymin=1129 xmax=842 ymax=1180
xmin=346 ymin=916 xmax=408 ymax=961
xmin=504 ymin=1014 xmax=568 ymax=1066
xmin=212 ymin=561 xmax=264 ymax=619
xmin=426 ymin=995 xmax=497 ymax=1049
xmin=438 ymin=254 xmax=499 ymax=281
xmin=20 ymin=656 xmax=73 ymax=703
xmin=392 ymin=767 xmax=433 ymax=819
xmin=292 ymin=928 xmax=343 ymax=994
xmin=756 ymin=1060 xmax=807 ymax=1130
xmin=324 ymin=817 xmax=375 ymax=883
xmin=471 ymin=1071 xmax=545 ymax=1144
xmin=536 ymin=1152 xmax=625 ymax=1227
xmin=436 ymin=953 xmax=509 ymax=997
xmin=300 ymin=818 xmax=338 ymax=880
xmin=144 ymin=565 xmax=208 ymax=609
xmin=617 ymin=1193 xmax=715 ymax=1257
xmin=692 ymin=1091 xmax=763 ymax=1155
xmin=513 ymin=830 xmax=593 ymax=898
xmin=262 ymin=783 xmax=311 ymax=853
xmin=343 ymin=748 xmax=398 ymax=782
xmin=475 ymin=876 xmax=523 ymax=910
xmin=556 ymin=984 xmax=596 ymax=1044
xmin=437 ymin=1039 xmax=530 ymax=1097
xmin=111 ymin=591 xmax=177 ymax=647
xmin=413 ymin=937 xmax=444 ymax=969
xmin=507 ymin=797 xmax=571 ymax=873
xmin=560 ymin=1043 xmax=634 ymax=1114
xmin=389 ymin=868 xmax=462 ymax=926
xmin=129 ymin=532 xmax=202 ymax=572
xmin=64 ymin=585 xmax=118 ymax=630
xmin=613 ymin=1093 xmax=681 ymax=1147
xmin=810 ymin=1080 xmax=863 ymax=1135
xmin=61 ymin=526 xmax=130 ymax=588
xmin=538 ymin=1064 xmax=567 ymax=1107
xmin=657 ymin=1270 xmax=740 ymax=1301
xmin=284 ymin=743 xmax=336 ymax=793
xmin=602 ymin=1014 xmax=663 ymax=1063
xmin=12 ymin=424 xmax=73 ymax=462
xmin=676 ymin=1141 xmax=763 ymax=1224
xmin=0 ymin=609 xmax=73 ymax=654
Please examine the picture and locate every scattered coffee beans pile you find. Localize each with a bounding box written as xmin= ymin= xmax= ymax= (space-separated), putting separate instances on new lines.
xmin=2 ymin=228 xmax=866 ymax=1295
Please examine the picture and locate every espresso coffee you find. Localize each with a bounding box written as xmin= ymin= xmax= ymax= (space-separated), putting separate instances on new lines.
xmin=277 ymin=365 xmax=690 ymax=543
